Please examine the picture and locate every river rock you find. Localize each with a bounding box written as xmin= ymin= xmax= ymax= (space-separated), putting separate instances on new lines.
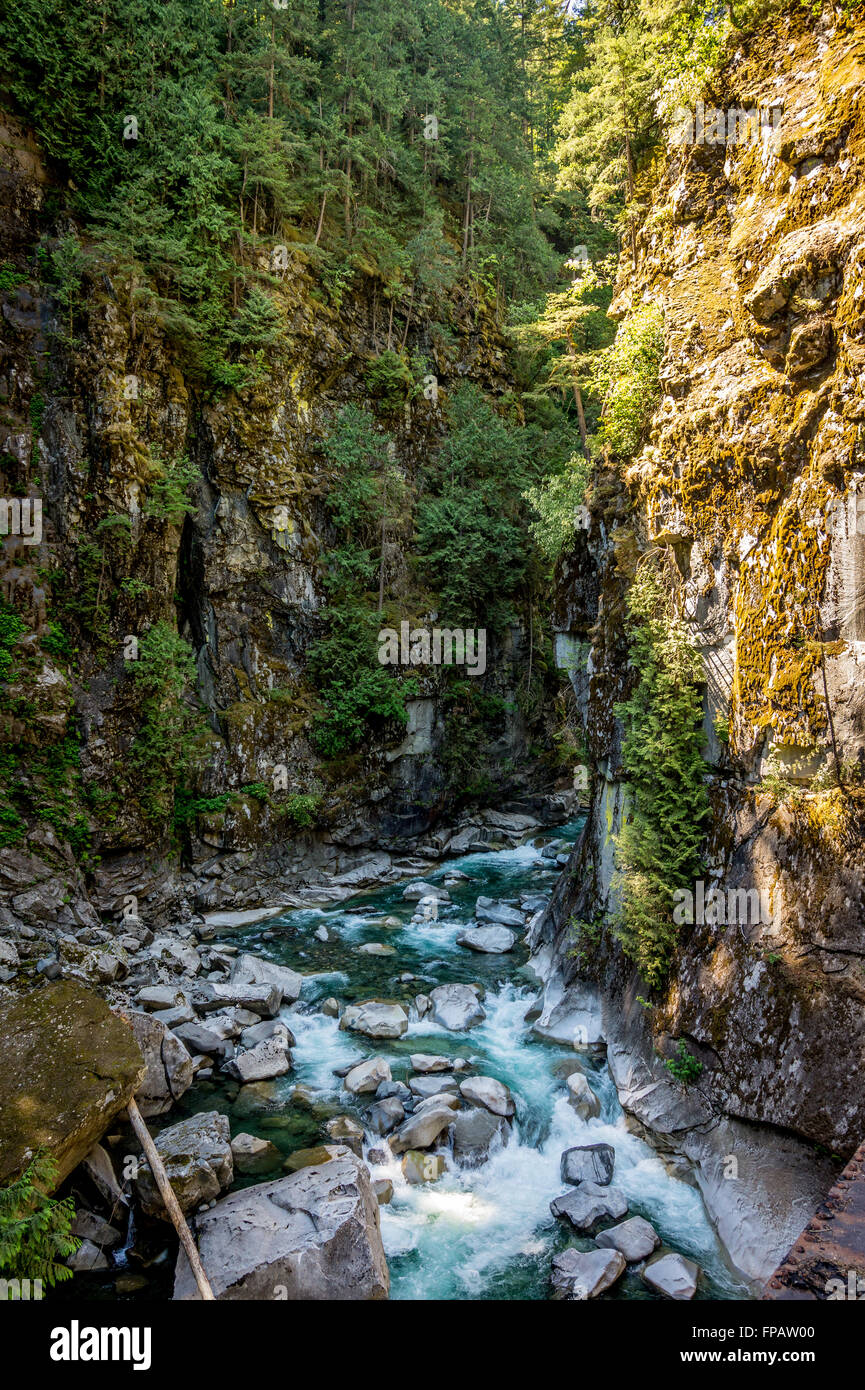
xmin=551 ymin=1246 xmax=626 ymax=1300
xmin=174 ymin=1155 xmax=389 ymax=1300
xmin=240 ymin=1018 xmax=296 ymax=1050
xmin=401 ymin=1150 xmax=446 ymax=1183
xmin=320 ymin=997 xmax=340 ymax=1017
xmin=367 ymin=1097 xmax=405 ymax=1134
xmin=402 ymin=882 xmax=449 ymax=902
xmin=137 ymin=985 xmax=187 ymax=1011
xmin=70 ymin=1209 xmax=123 ymax=1249
xmin=340 ymin=1001 xmax=409 ymax=1039
xmin=408 ymin=1074 xmax=459 ymax=1099
xmin=642 ymin=1252 xmax=700 ymax=1299
xmin=596 ymin=1215 xmax=660 ymax=1262
xmin=410 ymin=1053 xmax=454 ymax=1073
xmin=429 ymin=983 xmax=486 ymax=1031
xmin=67 ymin=1238 xmax=110 ymax=1273
xmin=550 ymin=1182 xmax=628 ymax=1232
xmin=136 ymin=1111 xmax=233 ymax=1218
xmin=224 ymin=1033 xmax=292 ymax=1083
xmin=173 ymin=1021 xmax=231 ymax=1062
xmin=561 ymin=1143 xmax=615 ymax=1187
xmin=456 ymin=925 xmax=516 ymax=954
xmin=451 ymin=1107 xmax=508 ymax=1167
xmin=474 ymin=899 xmax=524 ymax=928
xmin=358 ymin=942 xmax=396 ymax=956
xmin=390 ymin=1103 xmax=454 ymax=1154
xmin=324 ymin=1115 xmax=365 ymax=1157
xmin=116 ymin=1008 xmax=194 ymax=1118
xmin=459 ymin=1075 xmax=515 ymax=1117
xmin=414 ymin=993 xmax=432 ymax=1019
xmin=284 ymin=1143 xmax=350 ymax=1172
xmin=231 ymin=953 xmax=302 ymax=1004
xmin=230 ymin=1133 xmax=281 ymax=1174
xmin=377 ymin=1079 xmax=411 ymax=1102
xmin=345 ymin=1056 xmax=392 ymax=1094
xmin=373 ymin=1178 xmax=394 ymax=1204
xmin=566 ymin=1072 xmax=601 ymax=1121
xmin=0 ymin=980 xmax=145 ymax=1189
xmin=192 ymin=981 xmax=281 ymax=1019
xmin=413 ymin=1092 xmax=460 ymax=1114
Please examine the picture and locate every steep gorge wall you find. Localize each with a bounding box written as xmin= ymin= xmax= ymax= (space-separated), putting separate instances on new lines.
xmin=535 ymin=7 xmax=865 ymax=1282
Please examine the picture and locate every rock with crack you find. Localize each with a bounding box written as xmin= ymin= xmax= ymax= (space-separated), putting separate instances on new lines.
xmin=551 ymin=1246 xmax=626 ymax=1300
xmin=135 ymin=1111 xmax=233 ymax=1218
xmin=173 ymin=1154 xmax=389 ymax=1300
xmin=456 ymin=925 xmax=516 ymax=954
xmin=561 ymin=1142 xmax=615 ymax=1187
xmin=340 ymin=1001 xmax=409 ymax=1040
xmin=115 ymin=1008 xmax=193 ymax=1118
xmin=459 ymin=1075 xmax=515 ymax=1117
xmin=596 ymin=1216 xmax=660 ymax=1262
xmin=389 ymin=1102 xmax=454 ymax=1154
xmin=231 ymin=953 xmax=303 ymax=1004
xmin=550 ymin=1182 xmax=628 ymax=1233
xmin=428 ymin=983 xmax=486 ymax=1031
xmin=642 ymin=1252 xmax=700 ymax=1300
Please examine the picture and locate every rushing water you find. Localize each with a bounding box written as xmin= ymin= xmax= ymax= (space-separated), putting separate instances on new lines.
xmin=175 ymin=822 xmax=750 ymax=1301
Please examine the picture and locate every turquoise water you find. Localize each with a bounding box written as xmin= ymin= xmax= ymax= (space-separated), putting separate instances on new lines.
xmin=184 ymin=824 xmax=751 ymax=1301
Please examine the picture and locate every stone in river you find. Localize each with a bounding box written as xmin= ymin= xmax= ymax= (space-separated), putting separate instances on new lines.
xmin=459 ymin=1075 xmax=515 ymax=1117
xmin=565 ymin=1072 xmax=601 ymax=1121
xmin=389 ymin=1103 xmax=454 ymax=1154
xmin=344 ymin=1056 xmax=392 ymax=1094
xmin=550 ymin=1182 xmax=628 ymax=1233
xmin=402 ymin=882 xmax=450 ymax=902
xmin=324 ymin=1115 xmax=365 ymax=1157
xmin=408 ymin=1074 xmax=459 ymax=1099
xmin=551 ymin=1247 xmax=626 ymax=1300
xmin=358 ymin=942 xmax=396 ymax=956
xmin=230 ymin=1133 xmax=281 ymax=1175
xmin=373 ymin=1178 xmax=394 ymax=1205
xmin=136 ymin=1112 xmax=233 ymax=1218
xmin=340 ymin=1000 xmax=409 ymax=1040
xmin=401 ymin=1150 xmax=446 ymax=1184
xmin=596 ymin=1216 xmax=660 ymax=1262
xmin=231 ymin=952 xmax=303 ymax=1004
xmin=561 ymin=1142 xmax=615 ymax=1187
xmin=451 ymin=1108 xmax=508 ymax=1168
xmin=367 ymin=1097 xmax=405 ymax=1135
xmin=456 ymin=926 xmax=516 ymax=954
xmin=224 ymin=1033 xmax=292 ymax=1084
xmin=474 ymin=900 xmax=524 ymax=929
xmin=428 ymin=983 xmax=486 ymax=1031
xmin=642 ymin=1252 xmax=700 ymax=1300
xmin=410 ymin=1053 xmax=454 ymax=1073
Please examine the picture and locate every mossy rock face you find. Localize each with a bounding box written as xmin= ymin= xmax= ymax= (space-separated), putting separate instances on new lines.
xmin=0 ymin=980 xmax=145 ymax=1188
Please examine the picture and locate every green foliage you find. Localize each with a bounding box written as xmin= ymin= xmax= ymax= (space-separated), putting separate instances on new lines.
xmin=612 ymin=564 xmax=710 ymax=988
xmin=567 ymin=914 xmax=602 ymax=970
xmin=308 ymin=601 xmax=417 ymax=758
xmin=364 ymin=351 xmax=415 ymax=412
xmin=524 ymin=450 xmax=590 ymax=561
xmin=595 ymin=304 xmax=665 ymax=458
xmin=0 ymin=261 xmax=26 ymax=290
xmin=664 ymin=1040 xmax=704 ymax=1087
xmin=131 ymin=623 xmax=206 ymax=826
xmin=144 ymin=451 xmax=200 ymax=525
xmin=29 ymin=393 xmax=45 ymax=437
xmin=241 ymin=781 xmax=270 ymax=803
xmin=440 ymin=677 xmax=510 ymax=805
xmin=0 ymin=600 xmax=26 ymax=683
xmin=282 ymin=793 xmax=322 ymax=829
xmin=0 ymin=1151 xmax=78 ymax=1290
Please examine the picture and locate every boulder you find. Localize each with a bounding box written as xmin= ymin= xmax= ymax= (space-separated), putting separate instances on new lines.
xmin=340 ymin=1001 xmax=408 ymax=1040
xmin=230 ymin=1133 xmax=281 ymax=1175
xmin=324 ymin=1115 xmax=365 ymax=1157
xmin=320 ymin=997 xmax=340 ymax=1017
xmin=231 ymin=953 xmax=302 ymax=1004
xmin=408 ymin=1074 xmax=459 ymax=1100
xmin=0 ymin=981 xmax=145 ymax=1189
xmin=136 ymin=1111 xmax=233 ymax=1218
xmin=642 ymin=1252 xmax=700 ymax=1300
xmin=358 ymin=942 xmax=396 ymax=956
xmin=224 ymin=1034 xmax=292 ymax=1083
xmin=550 ymin=1182 xmax=628 ymax=1233
xmin=240 ymin=1018 xmax=296 ymax=1050
xmin=284 ymin=1144 xmax=349 ymax=1172
xmin=561 ymin=1143 xmax=615 ymax=1187
xmin=409 ymin=1053 xmax=454 ymax=1074
xmin=474 ymin=900 xmax=524 ymax=928
xmin=459 ymin=1076 xmax=515 ymax=1117
xmin=566 ymin=1072 xmax=601 ymax=1121
xmin=402 ymin=882 xmax=449 ymax=902
xmin=376 ymin=1080 xmax=411 ymax=1103
xmin=67 ymin=1238 xmax=109 ymax=1273
xmin=345 ymin=1056 xmax=392 ymax=1095
xmin=389 ymin=1103 xmax=454 ymax=1154
xmin=137 ymin=986 xmax=187 ymax=1011
xmin=456 ymin=926 xmax=516 ymax=954
xmin=367 ymin=1097 xmax=405 ymax=1135
xmin=70 ymin=1209 xmax=123 ymax=1249
xmin=116 ymin=1009 xmax=193 ymax=1118
xmin=401 ymin=1150 xmax=445 ymax=1184
xmin=413 ymin=1093 xmax=460 ymax=1114
xmin=596 ymin=1216 xmax=660 ymax=1262
xmin=373 ymin=1178 xmax=394 ymax=1205
xmin=173 ymin=1155 xmax=389 ymax=1300
xmin=551 ymin=1246 xmax=626 ymax=1300
xmin=192 ymin=981 xmax=281 ymax=1019
xmin=428 ymin=984 xmax=486 ymax=1031
xmin=451 ymin=1107 xmax=507 ymax=1168
xmin=173 ymin=1021 xmax=232 ymax=1061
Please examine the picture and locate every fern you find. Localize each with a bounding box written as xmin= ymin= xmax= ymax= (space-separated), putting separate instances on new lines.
xmin=0 ymin=1152 xmax=79 ymax=1290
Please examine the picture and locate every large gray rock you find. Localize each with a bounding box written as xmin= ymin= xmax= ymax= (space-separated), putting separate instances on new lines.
xmin=340 ymin=1001 xmax=408 ymax=1040
xmin=231 ymin=952 xmax=303 ymax=1004
xmin=550 ymin=1182 xmax=628 ymax=1233
xmin=173 ymin=1156 xmax=389 ymax=1300
xmin=456 ymin=926 xmax=516 ymax=954
xmin=223 ymin=1033 xmax=292 ymax=1083
xmin=389 ymin=1103 xmax=454 ymax=1154
xmin=116 ymin=1009 xmax=193 ymax=1118
xmin=136 ymin=1111 xmax=233 ymax=1218
xmin=367 ymin=1097 xmax=405 ymax=1135
xmin=408 ymin=1074 xmax=459 ymax=1099
xmin=596 ymin=1216 xmax=660 ymax=1262
xmin=566 ymin=1072 xmax=601 ymax=1121
xmin=474 ymin=899 xmax=524 ymax=928
xmin=459 ymin=1075 xmax=515 ymax=1117
xmin=345 ymin=1056 xmax=391 ymax=1094
xmin=402 ymin=882 xmax=449 ymax=902
xmin=561 ymin=1143 xmax=615 ymax=1187
xmin=174 ymin=1020 xmax=234 ymax=1062
xmin=192 ymin=981 xmax=281 ymax=1019
xmin=551 ymin=1246 xmax=626 ymax=1300
xmin=324 ymin=1115 xmax=365 ymax=1157
xmin=230 ymin=1133 xmax=281 ymax=1174
xmin=409 ymin=1053 xmax=454 ymax=1073
xmin=451 ymin=1107 xmax=508 ymax=1168
xmin=429 ymin=984 xmax=486 ymax=1031
xmin=642 ymin=1252 xmax=700 ymax=1300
